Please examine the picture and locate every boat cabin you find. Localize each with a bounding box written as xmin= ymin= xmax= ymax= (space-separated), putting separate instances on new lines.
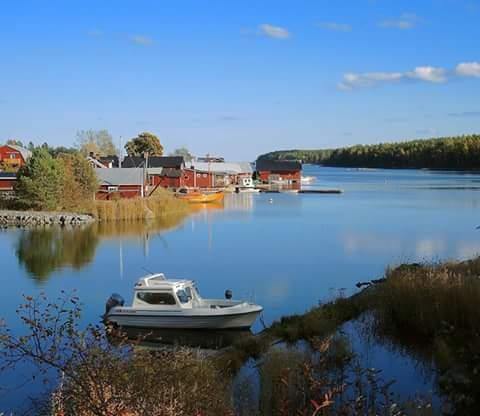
xmin=133 ymin=274 xmax=200 ymax=309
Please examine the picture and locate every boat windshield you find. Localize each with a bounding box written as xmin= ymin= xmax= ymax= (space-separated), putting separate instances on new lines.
xmin=176 ymin=289 xmax=190 ymax=304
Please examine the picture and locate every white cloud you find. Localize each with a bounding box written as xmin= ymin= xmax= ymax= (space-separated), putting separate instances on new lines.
xmin=129 ymin=35 xmax=154 ymax=46
xmin=379 ymin=13 xmax=420 ymax=30
xmin=318 ymin=22 xmax=352 ymax=32
xmin=339 ymin=66 xmax=446 ymax=90
xmin=258 ymin=24 xmax=290 ymax=39
xmin=407 ymin=66 xmax=447 ymax=83
xmin=456 ymin=62 xmax=480 ymax=77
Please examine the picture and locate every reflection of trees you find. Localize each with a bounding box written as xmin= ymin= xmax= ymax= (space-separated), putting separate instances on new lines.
xmin=16 ymin=226 xmax=99 ymax=282
xmin=16 ymin=211 xmax=189 ymax=282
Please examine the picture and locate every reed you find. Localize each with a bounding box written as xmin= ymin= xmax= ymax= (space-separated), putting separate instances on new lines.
xmin=81 ymin=189 xmax=189 ymax=222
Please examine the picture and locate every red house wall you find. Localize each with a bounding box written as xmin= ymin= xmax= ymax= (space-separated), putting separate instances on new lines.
xmin=183 ymin=169 xmax=215 ymax=188
xmin=150 ymin=175 xmax=182 ymax=189
xmin=258 ymin=170 xmax=301 ymax=182
xmin=0 ymin=178 xmax=16 ymax=190
xmin=0 ymin=145 xmax=25 ymax=168
xmin=96 ymin=185 xmax=143 ymax=200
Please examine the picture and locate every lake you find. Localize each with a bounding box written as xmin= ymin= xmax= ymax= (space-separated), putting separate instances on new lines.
xmin=1 ymin=165 xmax=480 ymax=412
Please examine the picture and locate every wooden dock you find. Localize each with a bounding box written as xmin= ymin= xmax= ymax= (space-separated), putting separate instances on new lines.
xmin=260 ymin=188 xmax=343 ymax=194
xmin=299 ymin=189 xmax=343 ymax=194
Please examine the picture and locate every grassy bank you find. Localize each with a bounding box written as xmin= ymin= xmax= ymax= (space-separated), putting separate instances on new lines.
xmin=1 ymin=188 xmax=189 ymax=222
xmin=83 ymin=189 xmax=189 ymax=221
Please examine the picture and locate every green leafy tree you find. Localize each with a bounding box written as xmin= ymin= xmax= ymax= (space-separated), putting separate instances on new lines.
xmin=125 ymin=132 xmax=163 ymax=156
xmin=15 ymin=148 xmax=65 ymax=210
xmin=76 ymin=129 xmax=117 ymax=157
xmin=170 ymin=146 xmax=193 ymax=162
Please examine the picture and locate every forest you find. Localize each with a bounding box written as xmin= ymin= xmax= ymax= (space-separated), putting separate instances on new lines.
xmin=258 ymin=134 xmax=480 ymax=170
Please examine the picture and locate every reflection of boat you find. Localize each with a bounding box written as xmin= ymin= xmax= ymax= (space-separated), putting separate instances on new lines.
xmin=105 ymin=273 xmax=263 ymax=329
xmin=108 ymin=326 xmax=251 ymax=349
xmin=176 ymin=189 xmax=225 ymax=203
xmin=301 ymin=175 xmax=316 ymax=184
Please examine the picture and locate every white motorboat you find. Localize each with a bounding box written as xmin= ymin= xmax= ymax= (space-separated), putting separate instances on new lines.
xmin=105 ymin=273 xmax=263 ymax=330
xmin=301 ymin=175 xmax=316 ymax=184
xmin=235 ymin=177 xmax=260 ymax=193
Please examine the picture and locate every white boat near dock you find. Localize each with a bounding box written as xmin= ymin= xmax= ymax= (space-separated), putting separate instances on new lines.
xmin=105 ymin=274 xmax=263 ymax=330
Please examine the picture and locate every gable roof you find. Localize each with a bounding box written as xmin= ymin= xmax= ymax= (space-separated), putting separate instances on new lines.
xmin=122 ymin=156 xmax=185 ymax=168
xmin=96 ymin=168 xmax=145 ymax=186
xmin=255 ymin=159 xmax=302 ymax=172
xmin=2 ymin=145 xmax=32 ymax=161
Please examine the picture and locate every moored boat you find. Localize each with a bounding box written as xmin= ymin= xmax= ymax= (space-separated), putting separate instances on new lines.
xmin=176 ymin=189 xmax=225 ymax=203
xmin=105 ymin=273 xmax=263 ymax=330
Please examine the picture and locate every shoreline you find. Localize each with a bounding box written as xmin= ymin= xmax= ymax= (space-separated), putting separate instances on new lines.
xmin=0 ymin=210 xmax=95 ymax=227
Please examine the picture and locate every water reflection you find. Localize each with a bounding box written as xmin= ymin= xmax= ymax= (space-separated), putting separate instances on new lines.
xmin=16 ymin=226 xmax=98 ymax=281
xmin=109 ymin=326 xmax=250 ymax=350
xmin=16 ymin=213 xmax=190 ymax=282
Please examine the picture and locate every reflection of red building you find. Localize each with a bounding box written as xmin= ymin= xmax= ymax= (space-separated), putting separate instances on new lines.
xmin=0 ymin=145 xmax=32 ymax=170
xmin=256 ymin=160 xmax=302 ymax=184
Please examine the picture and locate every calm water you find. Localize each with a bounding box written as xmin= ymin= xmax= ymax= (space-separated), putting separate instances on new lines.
xmin=1 ymin=165 xmax=480 ymax=411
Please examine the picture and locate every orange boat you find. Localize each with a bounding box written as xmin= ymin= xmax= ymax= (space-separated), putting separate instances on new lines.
xmin=176 ymin=189 xmax=224 ymax=203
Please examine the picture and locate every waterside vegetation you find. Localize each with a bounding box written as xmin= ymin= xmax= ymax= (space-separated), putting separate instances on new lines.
xmin=0 ymin=146 xmax=188 ymax=222
xmin=1 ymin=257 xmax=480 ymax=414
xmin=259 ymin=134 xmax=480 ymax=170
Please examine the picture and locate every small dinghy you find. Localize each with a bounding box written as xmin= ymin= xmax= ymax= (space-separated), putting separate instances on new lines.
xmin=105 ymin=273 xmax=263 ymax=330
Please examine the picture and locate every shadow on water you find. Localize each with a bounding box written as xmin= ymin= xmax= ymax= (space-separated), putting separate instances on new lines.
xmin=108 ymin=326 xmax=251 ymax=350
xmin=15 ymin=212 xmax=190 ymax=282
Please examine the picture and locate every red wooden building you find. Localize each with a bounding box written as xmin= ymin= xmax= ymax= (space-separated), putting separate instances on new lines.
xmin=95 ymin=168 xmax=146 ymax=200
xmin=0 ymin=172 xmax=17 ymax=192
xmin=123 ymin=156 xmax=187 ymax=190
xmin=255 ymin=160 xmax=302 ymax=184
xmin=0 ymin=144 xmax=32 ymax=170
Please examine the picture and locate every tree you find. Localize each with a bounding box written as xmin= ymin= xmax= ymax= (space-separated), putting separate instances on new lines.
xmin=6 ymin=138 xmax=24 ymax=147
xmin=170 ymin=146 xmax=194 ymax=162
xmin=58 ymin=152 xmax=98 ymax=210
xmin=76 ymin=129 xmax=117 ymax=157
xmin=16 ymin=148 xmax=65 ymax=211
xmin=125 ymin=132 xmax=163 ymax=156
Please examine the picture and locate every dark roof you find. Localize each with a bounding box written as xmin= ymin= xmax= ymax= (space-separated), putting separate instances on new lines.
xmin=98 ymin=156 xmax=119 ymax=168
xmin=255 ymin=159 xmax=302 ymax=172
xmin=122 ymin=156 xmax=185 ymax=168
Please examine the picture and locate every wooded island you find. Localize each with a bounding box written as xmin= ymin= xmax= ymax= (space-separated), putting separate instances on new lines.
xmin=258 ymin=134 xmax=480 ymax=170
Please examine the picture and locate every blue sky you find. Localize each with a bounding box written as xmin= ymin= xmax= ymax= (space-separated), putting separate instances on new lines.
xmin=1 ymin=0 xmax=480 ymax=160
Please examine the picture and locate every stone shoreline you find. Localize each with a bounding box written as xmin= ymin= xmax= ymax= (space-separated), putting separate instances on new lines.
xmin=0 ymin=210 xmax=95 ymax=227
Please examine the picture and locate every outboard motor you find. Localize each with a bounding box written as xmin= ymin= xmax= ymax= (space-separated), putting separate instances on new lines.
xmin=105 ymin=293 xmax=125 ymax=316
xmin=225 ymin=289 xmax=233 ymax=300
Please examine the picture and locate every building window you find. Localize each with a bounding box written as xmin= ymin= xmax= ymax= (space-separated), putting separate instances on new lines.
xmin=202 ymin=173 xmax=207 ymax=178
xmin=137 ymin=292 xmax=177 ymax=305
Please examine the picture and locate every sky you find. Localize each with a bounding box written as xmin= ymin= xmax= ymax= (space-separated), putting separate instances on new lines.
xmin=0 ymin=0 xmax=480 ymax=160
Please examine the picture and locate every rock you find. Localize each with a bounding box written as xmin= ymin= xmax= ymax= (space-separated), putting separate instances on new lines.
xmin=0 ymin=210 xmax=95 ymax=228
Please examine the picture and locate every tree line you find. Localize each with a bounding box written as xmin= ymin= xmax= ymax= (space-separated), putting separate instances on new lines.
xmin=258 ymin=134 xmax=480 ymax=170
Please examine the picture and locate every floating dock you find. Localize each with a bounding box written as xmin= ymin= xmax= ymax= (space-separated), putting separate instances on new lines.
xmin=299 ymin=189 xmax=343 ymax=194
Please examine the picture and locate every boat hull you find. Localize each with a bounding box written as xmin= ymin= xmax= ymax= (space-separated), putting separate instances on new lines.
xmin=177 ymin=191 xmax=225 ymax=203
xmin=106 ymin=308 xmax=261 ymax=330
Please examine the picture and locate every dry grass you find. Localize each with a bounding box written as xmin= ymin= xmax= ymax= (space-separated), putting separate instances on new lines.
xmin=81 ymin=189 xmax=189 ymax=222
